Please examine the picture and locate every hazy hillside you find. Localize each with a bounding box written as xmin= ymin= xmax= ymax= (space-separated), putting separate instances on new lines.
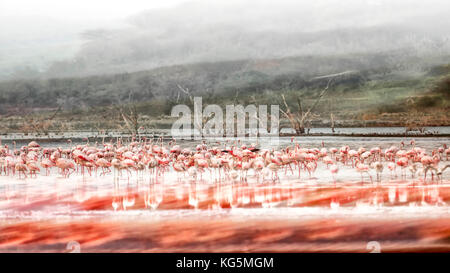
xmin=0 ymin=53 xmax=440 ymax=113
xmin=0 ymin=57 xmax=448 ymax=133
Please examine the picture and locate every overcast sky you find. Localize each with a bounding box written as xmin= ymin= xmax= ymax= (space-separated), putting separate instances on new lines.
xmin=1 ymin=0 xmax=449 ymax=79
xmin=2 ymin=0 xmax=448 ymax=26
xmin=0 ymin=0 xmax=189 ymax=23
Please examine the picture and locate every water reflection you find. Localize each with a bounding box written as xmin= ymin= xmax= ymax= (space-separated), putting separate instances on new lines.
xmin=0 ymin=178 xmax=449 ymax=253
xmin=147 ymin=183 xmax=163 ymax=210
xmin=0 ymin=176 xmax=448 ymax=213
xmin=98 ymin=182 xmax=450 ymax=211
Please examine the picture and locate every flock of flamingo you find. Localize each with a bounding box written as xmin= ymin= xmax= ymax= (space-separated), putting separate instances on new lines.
xmin=0 ymin=138 xmax=448 ymax=183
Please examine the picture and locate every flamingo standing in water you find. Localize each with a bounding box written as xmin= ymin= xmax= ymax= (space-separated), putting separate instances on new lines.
xmin=40 ymin=158 xmax=54 ymax=175
xmin=396 ymin=157 xmax=409 ymax=178
xmin=330 ymin=164 xmax=339 ymax=182
xmin=322 ymin=156 xmax=334 ymax=168
xmin=387 ymin=162 xmax=396 ymax=178
xmin=121 ymin=159 xmax=136 ymax=178
xmin=424 ymin=165 xmax=450 ymax=183
xmin=266 ymin=162 xmax=280 ymax=182
xmin=187 ymin=166 xmax=198 ymax=181
xmin=15 ymin=160 xmax=28 ymax=179
xmin=147 ymin=156 xmax=158 ymax=176
xmin=370 ymin=161 xmax=384 ymax=182
xmin=195 ymin=158 xmax=209 ymax=181
xmin=348 ymin=149 xmax=358 ymax=167
xmin=355 ymin=160 xmax=372 ymax=183
xmin=305 ymin=161 xmax=317 ymax=179
xmin=421 ymin=155 xmax=436 ymax=180
xmin=329 ymin=147 xmax=338 ymax=161
xmin=173 ymin=161 xmax=187 ymax=180
xmin=96 ymin=158 xmax=111 ymax=176
xmin=56 ymin=158 xmax=75 ymax=178
xmin=252 ymin=159 xmax=265 ymax=182
xmin=408 ymin=163 xmax=422 ymax=179
xmin=0 ymin=139 xmax=446 ymax=186
xmin=27 ymin=161 xmax=40 ymax=178
xmin=0 ymin=157 xmax=6 ymax=175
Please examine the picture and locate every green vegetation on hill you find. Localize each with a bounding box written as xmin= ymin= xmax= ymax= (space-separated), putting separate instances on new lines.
xmin=0 ymin=58 xmax=449 ymax=134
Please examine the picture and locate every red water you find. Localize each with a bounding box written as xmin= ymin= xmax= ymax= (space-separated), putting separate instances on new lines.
xmin=1 ymin=178 xmax=449 ymax=252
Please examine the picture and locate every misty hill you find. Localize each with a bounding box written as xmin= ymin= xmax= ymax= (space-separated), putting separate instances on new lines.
xmin=0 ymin=54 xmax=448 ymax=115
xmin=0 ymin=56 xmax=448 ymax=133
xmin=0 ymin=53 xmax=434 ymax=113
xmin=3 ymin=0 xmax=450 ymax=80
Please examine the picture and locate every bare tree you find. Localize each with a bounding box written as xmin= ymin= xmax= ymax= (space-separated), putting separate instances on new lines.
xmin=115 ymin=91 xmax=141 ymax=136
xmin=21 ymin=106 xmax=61 ymax=134
xmin=119 ymin=103 xmax=140 ymax=136
xmin=405 ymin=96 xmax=426 ymax=134
xmin=330 ymin=113 xmax=335 ymax=133
xmin=176 ymin=84 xmax=194 ymax=104
xmin=279 ymin=76 xmax=335 ymax=134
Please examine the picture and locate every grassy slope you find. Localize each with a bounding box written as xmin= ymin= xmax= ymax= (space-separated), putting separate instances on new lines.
xmin=0 ymin=59 xmax=449 ymax=133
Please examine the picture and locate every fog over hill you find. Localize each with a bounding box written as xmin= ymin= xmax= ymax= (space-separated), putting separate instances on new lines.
xmin=2 ymin=0 xmax=450 ymax=80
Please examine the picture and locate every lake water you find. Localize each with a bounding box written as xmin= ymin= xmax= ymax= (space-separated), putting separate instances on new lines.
xmin=1 ymin=126 xmax=449 ymax=142
xmin=0 ymin=135 xmax=449 ymax=252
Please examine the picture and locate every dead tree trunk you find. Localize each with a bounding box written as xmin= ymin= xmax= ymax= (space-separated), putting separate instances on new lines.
xmin=119 ymin=104 xmax=140 ymax=137
xmin=280 ymin=75 xmax=338 ymax=135
xmin=330 ymin=113 xmax=335 ymax=133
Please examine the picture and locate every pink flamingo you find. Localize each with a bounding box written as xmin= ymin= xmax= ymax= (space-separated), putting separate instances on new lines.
xmin=355 ymin=160 xmax=372 ymax=183
xmin=27 ymin=161 xmax=40 ymax=178
xmin=396 ymin=157 xmax=409 ymax=177
xmin=330 ymin=164 xmax=339 ymax=182
xmin=56 ymin=158 xmax=75 ymax=178
xmin=387 ymin=162 xmax=396 ymax=178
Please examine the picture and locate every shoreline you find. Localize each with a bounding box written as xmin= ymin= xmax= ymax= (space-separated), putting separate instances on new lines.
xmin=0 ymin=131 xmax=449 ymax=143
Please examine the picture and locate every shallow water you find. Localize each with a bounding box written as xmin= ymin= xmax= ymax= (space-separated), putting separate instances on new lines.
xmin=0 ymin=136 xmax=449 ymax=252
xmin=286 ymin=126 xmax=450 ymax=135
xmin=2 ymin=135 xmax=450 ymax=151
